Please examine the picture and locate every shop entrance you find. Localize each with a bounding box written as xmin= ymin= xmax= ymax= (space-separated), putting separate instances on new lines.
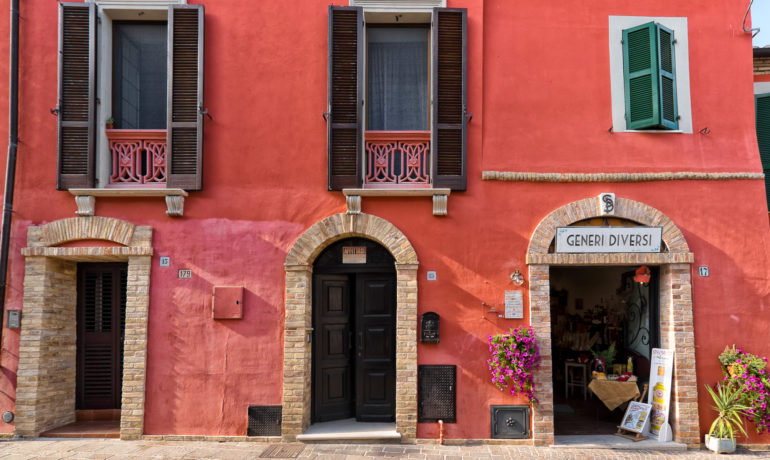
xmin=312 ymin=238 xmax=396 ymax=423
xmin=549 ymin=266 xmax=659 ymax=435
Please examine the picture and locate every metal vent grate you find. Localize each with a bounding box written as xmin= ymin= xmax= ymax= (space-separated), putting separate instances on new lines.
xmin=247 ymin=405 xmax=282 ymax=436
xmin=490 ymin=405 xmax=530 ymax=439
xmin=418 ymin=365 xmax=456 ymax=423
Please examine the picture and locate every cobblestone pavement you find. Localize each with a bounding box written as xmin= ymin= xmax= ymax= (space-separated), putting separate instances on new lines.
xmin=0 ymin=440 xmax=768 ymax=460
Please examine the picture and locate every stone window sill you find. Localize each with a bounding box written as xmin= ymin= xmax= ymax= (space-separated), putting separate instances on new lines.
xmin=68 ymin=188 xmax=189 ymax=217
xmin=342 ymin=188 xmax=451 ymax=216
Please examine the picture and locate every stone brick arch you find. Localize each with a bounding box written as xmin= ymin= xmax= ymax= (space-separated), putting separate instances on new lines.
xmin=524 ymin=196 xmax=699 ymax=447
xmin=527 ymin=196 xmax=690 ymax=257
xmin=16 ymin=216 xmax=152 ymax=439
xmin=282 ymin=213 xmax=418 ymax=441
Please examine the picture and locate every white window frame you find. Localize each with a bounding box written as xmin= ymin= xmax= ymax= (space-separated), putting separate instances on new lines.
xmin=608 ymin=16 xmax=692 ymax=134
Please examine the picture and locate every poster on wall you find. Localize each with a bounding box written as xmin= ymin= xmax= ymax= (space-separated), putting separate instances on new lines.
xmin=647 ymin=348 xmax=674 ymax=441
xmin=619 ymin=401 xmax=652 ymax=434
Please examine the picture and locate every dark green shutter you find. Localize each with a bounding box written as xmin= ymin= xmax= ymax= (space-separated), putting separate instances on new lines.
xmin=432 ymin=8 xmax=467 ymax=190
xmin=656 ymin=24 xmax=678 ymax=129
xmin=167 ymin=5 xmax=204 ymax=190
xmin=57 ymin=3 xmax=96 ymax=189
xmin=327 ymin=6 xmax=363 ymax=190
xmin=623 ymin=22 xmax=658 ymax=130
xmin=757 ymin=94 xmax=770 ymax=210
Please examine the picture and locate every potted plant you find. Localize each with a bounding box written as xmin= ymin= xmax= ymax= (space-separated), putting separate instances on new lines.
xmin=718 ymin=345 xmax=770 ymax=433
xmin=487 ymin=325 xmax=541 ymax=403
xmin=704 ymin=382 xmax=749 ymax=454
xmin=105 ymin=116 xmax=115 ymax=129
xmin=591 ymin=342 xmax=617 ymax=372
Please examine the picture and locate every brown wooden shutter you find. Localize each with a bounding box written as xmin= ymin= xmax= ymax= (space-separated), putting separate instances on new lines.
xmin=328 ymin=6 xmax=363 ymax=190
xmin=432 ymin=8 xmax=467 ymax=190
xmin=167 ymin=5 xmax=204 ymax=190
xmin=57 ymin=3 xmax=95 ymax=190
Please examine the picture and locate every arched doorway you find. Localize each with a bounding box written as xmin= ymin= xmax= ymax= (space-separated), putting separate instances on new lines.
xmin=282 ymin=213 xmax=418 ymax=441
xmin=312 ymin=238 xmax=396 ymax=423
xmin=526 ymin=196 xmax=700 ymax=447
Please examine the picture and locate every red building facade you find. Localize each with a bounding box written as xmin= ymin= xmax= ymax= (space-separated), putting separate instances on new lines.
xmin=0 ymin=0 xmax=766 ymax=448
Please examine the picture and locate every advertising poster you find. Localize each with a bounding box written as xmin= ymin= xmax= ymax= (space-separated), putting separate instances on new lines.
xmin=620 ymin=401 xmax=652 ymax=434
xmin=647 ymin=348 xmax=674 ymax=441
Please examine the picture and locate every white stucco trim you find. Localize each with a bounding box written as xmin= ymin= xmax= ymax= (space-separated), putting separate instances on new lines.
xmin=608 ymin=16 xmax=692 ymax=134
xmin=755 ymin=82 xmax=770 ymax=94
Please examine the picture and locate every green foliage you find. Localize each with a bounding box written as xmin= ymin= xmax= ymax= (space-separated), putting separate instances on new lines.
xmin=591 ymin=342 xmax=617 ymax=366
xmin=705 ymin=383 xmax=748 ymax=441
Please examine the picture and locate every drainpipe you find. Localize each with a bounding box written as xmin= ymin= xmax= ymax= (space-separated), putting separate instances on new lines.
xmin=0 ymin=0 xmax=20 ymax=355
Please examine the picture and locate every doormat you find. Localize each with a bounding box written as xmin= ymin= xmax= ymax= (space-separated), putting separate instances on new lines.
xmin=258 ymin=444 xmax=305 ymax=459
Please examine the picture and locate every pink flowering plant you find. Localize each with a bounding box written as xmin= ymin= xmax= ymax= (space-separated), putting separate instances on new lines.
xmin=487 ymin=325 xmax=541 ymax=403
xmin=719 ymin=345 xmax=770 ymax=433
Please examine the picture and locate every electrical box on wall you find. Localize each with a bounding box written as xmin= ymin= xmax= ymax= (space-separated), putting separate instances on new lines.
xmin=212 ymin=286 xmax=243 ymax=319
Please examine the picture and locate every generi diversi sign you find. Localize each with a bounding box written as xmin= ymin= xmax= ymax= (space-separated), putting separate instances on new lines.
xmin=555 ymin=227 xmax=662 ymax=253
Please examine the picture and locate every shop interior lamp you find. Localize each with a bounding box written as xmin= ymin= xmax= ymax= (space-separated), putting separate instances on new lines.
xmin=510 ymin=269 xmax=525 ymax=286
xmin=634 ymin=265 xmax=651 ymax=284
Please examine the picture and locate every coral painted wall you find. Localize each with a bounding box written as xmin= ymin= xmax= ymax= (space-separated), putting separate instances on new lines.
xmin=0 ymin=0 xmax=765 ymax=444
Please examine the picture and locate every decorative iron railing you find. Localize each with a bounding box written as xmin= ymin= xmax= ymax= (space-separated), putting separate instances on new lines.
xmin=365 ymin=131 xmax=430 ymax=188
xmin=106 ymin=129 xmax=167 ymax=186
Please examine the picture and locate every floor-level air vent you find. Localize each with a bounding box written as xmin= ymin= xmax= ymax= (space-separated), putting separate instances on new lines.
xmin=247 ymin=405 xmax=282 ymax=436
xmin=418 ymin=364 xmax=456 ymax=423
xmin=490 ymin=405 xmax=530 ymax=439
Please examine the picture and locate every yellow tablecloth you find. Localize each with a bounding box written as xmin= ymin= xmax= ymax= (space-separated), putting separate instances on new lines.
xmin=588 ymin=379 xmax=640 ymax=411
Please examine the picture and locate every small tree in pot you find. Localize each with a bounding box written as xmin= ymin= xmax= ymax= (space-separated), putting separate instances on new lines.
xmin=704 ymin=383 xmax=748 ymax=454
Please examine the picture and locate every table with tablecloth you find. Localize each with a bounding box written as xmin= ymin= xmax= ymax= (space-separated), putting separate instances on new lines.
xmin=588 ymin=379 xmax=640 ymax=410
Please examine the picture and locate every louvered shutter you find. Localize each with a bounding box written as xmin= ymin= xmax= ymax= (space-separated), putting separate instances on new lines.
xmin=756 ymin=94 xmax=770 ymax=210
xmin=167 ymin=5 xmax=204 ymax=190
xmin=623 ymin=22 xmax=659 ymax=130
xmin=57 ymin=3 xmax=95 ymax=190
xmin=432 ymin=8 xmax=467 ymax=190
xmin=328 ymin=6 xmax=363 ymax=190
xmin=656 ymin=24 xmax=678 ymax=130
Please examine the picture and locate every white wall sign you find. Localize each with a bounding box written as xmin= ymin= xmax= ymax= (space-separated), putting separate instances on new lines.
xmin=698 ymin=266 xmax=709 ymax=277
xmin=427 ymin=271 xmax=437 ymax=281
xmin=598 ymin=193 xmax=616 ymax=215
xmin=178 ymin=269 xmax=192 ymax=279
xmin=342 ymin=246 xmax=366 ymax=264
xmin=555 ymin=227 xmax=662 ymax=253
xmin=504 ymin=290 xmax=523 ymax=319
xmin=159 ymin=256 xmax=170 ymax=267
xmin=647 ymin=348 xmax=674 ymax=441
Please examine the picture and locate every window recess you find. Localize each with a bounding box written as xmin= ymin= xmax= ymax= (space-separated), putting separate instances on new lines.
xmin=56 ymin=3 xmax=204 ymax=193
xmin=756 ymin=93 xmax=770 ymax=211
xmin=326 ymin=6 xmax=467 ymax=193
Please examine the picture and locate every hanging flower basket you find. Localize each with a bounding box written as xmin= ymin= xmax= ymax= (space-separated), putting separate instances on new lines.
xmin=487 ymin=325 xmax=542 ymax=404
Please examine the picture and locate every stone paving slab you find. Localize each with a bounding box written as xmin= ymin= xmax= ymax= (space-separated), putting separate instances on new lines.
xmin=0 ymin=439 xmax=767 ymax=459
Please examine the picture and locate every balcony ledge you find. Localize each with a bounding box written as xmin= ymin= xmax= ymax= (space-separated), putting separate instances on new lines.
xmin=68 ymin=188 xmax=188 ymax=217
xmin=342 ymin=188 xmax=450 ymax=216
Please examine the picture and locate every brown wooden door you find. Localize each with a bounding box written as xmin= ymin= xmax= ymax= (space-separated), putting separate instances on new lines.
xmin=76 ymin=263 xmax=127 ymax=410
xmin=312 ymin=275 xmax=354 ymax=422
xmin=355 ymin=274 xmax=396 ymax=422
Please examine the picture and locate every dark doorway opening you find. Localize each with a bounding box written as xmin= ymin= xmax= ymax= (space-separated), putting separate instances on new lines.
xmin=76 ymin=263 xmax=128 ymax=411
xmin=549 ymin=266 xmax=659 ymax=436
xmin=312 ymin=238 xmax=396 ymax=424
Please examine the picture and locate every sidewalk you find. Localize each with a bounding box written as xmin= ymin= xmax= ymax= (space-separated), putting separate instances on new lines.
xmin=0 ymin=439 xmax=768 ymax=460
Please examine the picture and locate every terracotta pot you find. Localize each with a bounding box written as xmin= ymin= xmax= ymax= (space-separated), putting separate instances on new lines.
xmin=106 ymin=123 xmax=114 ymax=129
xmin=705 ymin=434 xmax=736 ymax=454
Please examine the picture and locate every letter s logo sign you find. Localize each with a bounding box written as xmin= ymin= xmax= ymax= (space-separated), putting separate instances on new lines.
xmin=602 ymin=194 xmax=614 ymax=214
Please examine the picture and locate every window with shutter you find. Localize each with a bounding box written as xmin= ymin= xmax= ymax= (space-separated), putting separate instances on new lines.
xmin=57 ymin=3 xmax=204 ymax=191
xmin=756 ymin=93 xmax=770 ymax=210
xmin=327 ymin=5 xmax=467 ymax=191
xmin=609 ymin=16 xmax=691 ymax=133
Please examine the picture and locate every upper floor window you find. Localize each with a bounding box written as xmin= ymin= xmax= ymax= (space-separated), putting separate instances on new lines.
xmin=56 ymin=2 xmax=204 ymax=191
xmin=609 ymin=16 xmax=692 ymax=133
xmin=326 ymin=6 xmax=467 ymax=191
xmin=756 ymin=93 xmax=770 ymax=210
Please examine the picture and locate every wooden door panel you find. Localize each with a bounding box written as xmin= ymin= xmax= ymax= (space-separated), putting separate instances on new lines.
xmin=355 ymin=274 xmax=396 ymax=422
xmin=313 ymin=275 xmax=354 ymax=422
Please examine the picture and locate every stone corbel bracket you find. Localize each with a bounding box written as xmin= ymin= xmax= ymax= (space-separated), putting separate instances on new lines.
xmin=69 ymin=188 xmax=189 ymax=217
xmin=342 ymin=188 xmax=451 ymax=216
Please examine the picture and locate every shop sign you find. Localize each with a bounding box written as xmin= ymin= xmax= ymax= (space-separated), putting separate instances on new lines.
xmin=647 ymin=348 xmax=674 ymax=441
xmin=342 ymin=246 xmax=366 ymax=264
xmin=504 ymin=291 xmax=523 ymax=319
xmin=555 ymin=227 xmax=662 ymax=253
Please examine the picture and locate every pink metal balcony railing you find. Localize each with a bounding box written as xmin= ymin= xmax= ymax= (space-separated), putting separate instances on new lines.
xmin=106 ymin=129 xmax=167 ymax=186
xmin=365 ymin=131 xmax=430 ymax=188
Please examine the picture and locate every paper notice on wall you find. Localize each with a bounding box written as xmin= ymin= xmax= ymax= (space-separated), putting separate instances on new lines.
xmin=647 ymin=348 xmax=674 ymax=441
xmin=504 ymin=290 xmax=523 ymax=319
